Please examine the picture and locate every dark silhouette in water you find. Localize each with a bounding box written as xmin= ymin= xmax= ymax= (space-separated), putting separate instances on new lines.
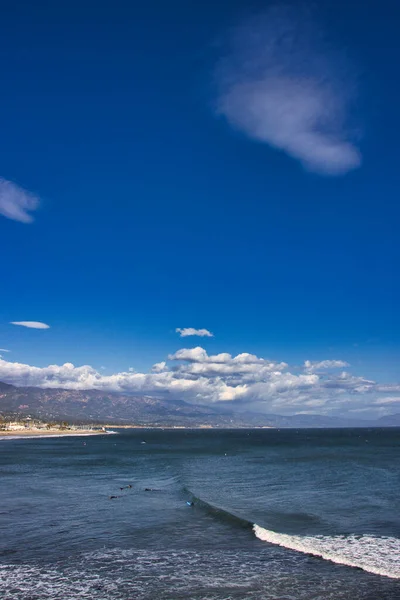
xmin=120 ymin=485 xmax=133 ymax=490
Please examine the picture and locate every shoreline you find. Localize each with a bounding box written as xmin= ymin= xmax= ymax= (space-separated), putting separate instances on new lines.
xmin=0 ymin=429 xmax=110 ymax=439
xmin=111 ymin=425 xmax=275 ymax=429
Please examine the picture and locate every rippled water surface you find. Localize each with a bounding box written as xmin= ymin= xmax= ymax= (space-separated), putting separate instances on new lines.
xmin=0 ymin=428 xmax=399 ymax=599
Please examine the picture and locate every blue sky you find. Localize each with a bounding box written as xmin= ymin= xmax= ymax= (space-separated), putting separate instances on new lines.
xmin=0 ymin=0 xmax=399 ymax=417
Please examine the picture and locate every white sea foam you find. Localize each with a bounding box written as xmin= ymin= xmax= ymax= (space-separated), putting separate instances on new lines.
xmin=1 ymin=548 xmax=399 ymax=599
xmin=253 ymin=524 xmax=400 ymax=579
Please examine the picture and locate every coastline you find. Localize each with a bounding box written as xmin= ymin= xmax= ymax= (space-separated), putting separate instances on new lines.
xmin=112 ymin=425 xmax=275 ymax=429
xmin=0 ymin=429 xmax=109 ymax=439
xmin=0 ymin=425 xmax=276 ymax=438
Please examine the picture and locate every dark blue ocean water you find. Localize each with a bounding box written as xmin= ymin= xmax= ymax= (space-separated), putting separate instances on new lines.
xmin=0 ymin=428 xmax=399 ymax=599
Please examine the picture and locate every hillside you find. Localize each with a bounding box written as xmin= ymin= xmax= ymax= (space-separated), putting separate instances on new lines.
xmin=0 ymin=381 xmax=397 ymax=428
xmin=0 ymin=381 xmax=274 ymax=427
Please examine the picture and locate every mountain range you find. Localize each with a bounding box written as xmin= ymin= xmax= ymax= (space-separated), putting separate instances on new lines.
xmin=0 ymin=381 xmax=399 ymax=428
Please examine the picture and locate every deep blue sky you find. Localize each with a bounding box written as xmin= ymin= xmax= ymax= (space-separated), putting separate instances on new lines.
xmin=0 ymin=0 xmax=399 ymax=391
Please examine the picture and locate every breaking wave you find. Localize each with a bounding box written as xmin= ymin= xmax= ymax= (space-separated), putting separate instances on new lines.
xmin=253 ymin=525 xmax=400 ymax=579
xmin=185 ymin=490 xmax=400 ymax=580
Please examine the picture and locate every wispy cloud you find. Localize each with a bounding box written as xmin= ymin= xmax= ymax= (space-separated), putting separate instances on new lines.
xmin=304 ymin=359 xmax=350 ymax=372
xmin=176 ymin=328 xmax=214 ymax=338
xmin=0 ymin=178 xmax=39 ymax=223
xmin=0 ymin=348 xmax=10 ymax=353
xmin=373 ymin=397 xmax=400 ymax=405
xmin=215 ymin=6 xmax=361 ymax=175
xmin=10 ymin=321 xmax=50 ymax=330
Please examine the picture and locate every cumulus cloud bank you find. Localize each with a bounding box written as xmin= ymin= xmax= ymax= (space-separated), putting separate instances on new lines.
xmin=0 ymin=178 xmax=39 ymax=223
xmin=0 ymin=346 xmax=396 ymax=417
xmin=10 ymin=321 xmax=50 ymax=330
xmin=176 ymin=328 xmax=214 ymax=338
xmin=215 ymin=6 xmax=361 ymax=175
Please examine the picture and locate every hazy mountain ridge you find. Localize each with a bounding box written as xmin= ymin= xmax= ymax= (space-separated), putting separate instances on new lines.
xmin=0 ymin=381 xmax=399 ymax=427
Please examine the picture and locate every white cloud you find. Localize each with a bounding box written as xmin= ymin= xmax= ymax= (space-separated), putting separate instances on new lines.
xmin=0 ymin=178 xmax=39 ymax=223
xmin=376 ymin=384 xmax=400 ymax=393
xmin=169 ymin=347 xmax=209 ymax=362
xmin=151 ymin=361 xmax=167 ymax=373
xmin=348 ymin=407 xmax=384 ymax=414
xmin=304 ymin=359 xmax=350 ymax=372
xmin=176 ymin=328 xmax=214 ymax=338
xmin=169 ymin=347 xmax=287 ymax=379
xmin=215 ymin=7 xmax=361 ymax=175
xmin=320 ymin=371 xmax=375 ymax=393
xmin=10 ymin=321 xmax=50 ymax=330
xmin=0 ymin=349 xmax=10 ymax=353
xmin=0 ymin=345 xmax=394 ymax=417
xmin=373 ymin=397 xmax=400 ymax=405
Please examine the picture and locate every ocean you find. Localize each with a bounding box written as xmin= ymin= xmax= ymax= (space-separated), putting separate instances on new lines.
xmin=0 ymin=428 xmax=399 ymax=599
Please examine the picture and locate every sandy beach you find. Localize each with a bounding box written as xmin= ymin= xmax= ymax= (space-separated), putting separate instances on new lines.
xmin=0 ymin=429 xmax=110 ymax=439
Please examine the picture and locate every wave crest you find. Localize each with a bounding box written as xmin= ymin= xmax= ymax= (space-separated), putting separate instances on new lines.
xmin=253 ymin=525 xmax=400 ymax=579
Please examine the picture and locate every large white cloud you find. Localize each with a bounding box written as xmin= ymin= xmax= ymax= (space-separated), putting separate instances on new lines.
xmin=0 ymin=346 xmax=396 ymax=417
xmin=215 ymin=7 xmax=361 ymax=175
xmin=0 ymin=178 xmax=39 ymax=223
xmin=169 ymin=347 xmax=287 ymax=378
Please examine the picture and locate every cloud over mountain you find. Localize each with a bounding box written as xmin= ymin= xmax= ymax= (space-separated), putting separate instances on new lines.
xmin=0 ymin=346 xmax=395 ymax=417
